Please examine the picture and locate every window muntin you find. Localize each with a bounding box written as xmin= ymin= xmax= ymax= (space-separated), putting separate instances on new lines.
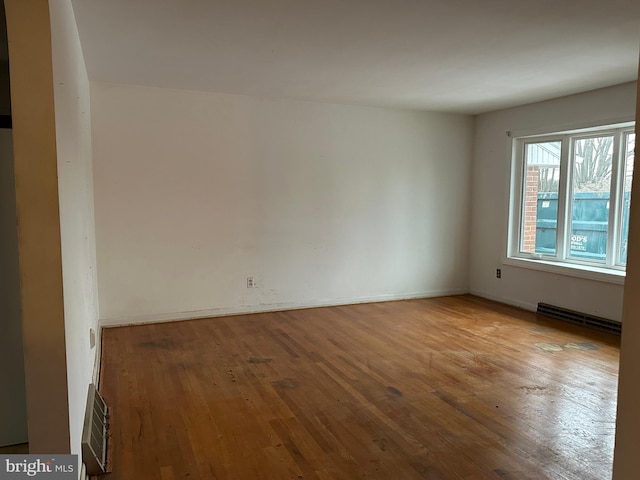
xmin=619 ymin=132 xmax=635 ymax=265
xmin=509 ymin=123 xmax=635 ymax=273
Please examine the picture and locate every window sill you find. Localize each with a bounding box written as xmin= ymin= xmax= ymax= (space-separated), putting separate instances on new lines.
xmin=504 ymin=256 xmax=625 ymax=285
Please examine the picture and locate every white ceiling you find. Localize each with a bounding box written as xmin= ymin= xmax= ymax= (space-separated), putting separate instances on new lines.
xmin=71 ymin=0 xmax=640 ymax=114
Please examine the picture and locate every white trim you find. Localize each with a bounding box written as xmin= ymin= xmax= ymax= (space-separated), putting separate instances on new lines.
xmin=99 ymin=289 xmax=469 ymax=327
xmin=507 ymin=121 xmax=635 ymax=276
xmin=616 ymin=130 xmax=636 ymax=266
xmin=507 ymin=117 xmax=635 ymax=140
xmin=503 ymin=256 xmax=625 ymax=284
xmin=557 ymin=136 xmax=570 ymax=258
xmin=503 ymin=134 xmax=518 ymax=266
xmin=607 ymin=130 xmax=624 ymax=267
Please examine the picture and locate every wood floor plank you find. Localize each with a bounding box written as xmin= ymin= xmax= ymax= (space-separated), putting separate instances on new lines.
xmin=99 ymin=295 xmax=619 ymax=479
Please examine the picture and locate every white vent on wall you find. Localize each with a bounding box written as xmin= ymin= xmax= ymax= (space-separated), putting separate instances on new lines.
xmin=81 ymin=383 xmax=110 ymax=476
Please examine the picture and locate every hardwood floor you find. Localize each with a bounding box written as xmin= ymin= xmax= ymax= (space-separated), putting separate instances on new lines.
xmin=99 ymin=295 xmax=620 ymax=480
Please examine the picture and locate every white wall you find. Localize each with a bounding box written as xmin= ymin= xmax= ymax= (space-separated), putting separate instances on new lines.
xmin=50 ymin=0 xmax=99 ymax=467
xmin=91 ymin=83 xmax=474 ymax=324
xmin=470 ymin=82 xmax=637 ymax=321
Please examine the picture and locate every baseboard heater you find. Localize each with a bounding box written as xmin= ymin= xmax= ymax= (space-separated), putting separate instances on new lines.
xmin=537 ymin=302 xmax=621 ymax=335
xmin=82 ymin=383 xmax=110 ymax=476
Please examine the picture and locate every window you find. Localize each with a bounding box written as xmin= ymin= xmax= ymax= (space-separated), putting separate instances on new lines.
xmin=508 ymin=122 xmax=635 ymax=278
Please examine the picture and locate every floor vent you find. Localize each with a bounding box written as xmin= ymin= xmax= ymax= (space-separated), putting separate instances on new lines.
xmin=537 ymin=303 xmax=621 ymax=335
xmin=82 ymin=383 xmax=109 ymax=476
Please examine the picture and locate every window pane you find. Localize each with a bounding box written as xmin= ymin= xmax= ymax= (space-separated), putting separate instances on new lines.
xmin=619 ymin=132 xmax=635 ymax=265
xmin=569 ymin=136 xmax=614 ymax=261
xmin=520 ymin=141 xmax=561 ymax=255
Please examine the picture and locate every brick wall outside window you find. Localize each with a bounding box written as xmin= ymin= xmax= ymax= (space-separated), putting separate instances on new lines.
xmin=522 ymin=166 xmax=539 ymax=253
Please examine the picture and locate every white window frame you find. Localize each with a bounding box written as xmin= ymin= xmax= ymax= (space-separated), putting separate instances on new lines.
xmin=505 ymin=120 xmax=635 ymax=285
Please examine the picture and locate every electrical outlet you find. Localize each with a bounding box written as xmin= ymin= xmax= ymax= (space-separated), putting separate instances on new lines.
xmin=247 ymin=276 xmax=254 ymax=288
xmin=496 ymin=269 xmax=501 ymax=279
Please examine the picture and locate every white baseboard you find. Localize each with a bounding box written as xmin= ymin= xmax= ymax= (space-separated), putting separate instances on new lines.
xmin=100 ymin=288 xmax=469 ymax=327
xmin=469 ymin=288 xmax=537 ymax=312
